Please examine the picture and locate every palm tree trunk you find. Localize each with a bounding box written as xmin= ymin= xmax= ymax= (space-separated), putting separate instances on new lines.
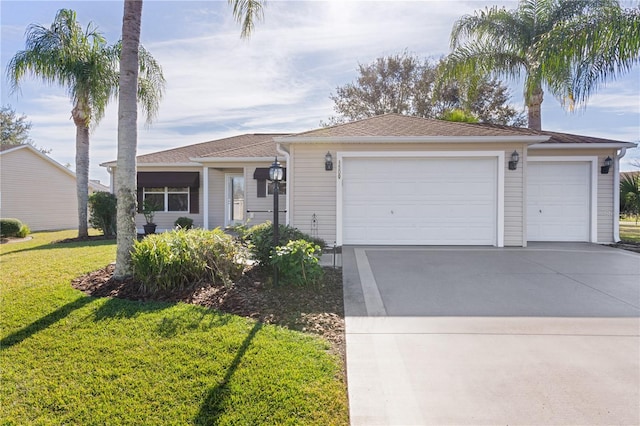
xmin=114 ymin=0 xmax=142 ymax=280
xmin=527 ymin=87 xmax=544 ymax=131
xmin=72 ymin=105 xmax=90 ymax=238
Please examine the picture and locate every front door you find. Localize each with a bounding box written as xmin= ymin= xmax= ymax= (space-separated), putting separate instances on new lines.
xmin=225 ymin=174 xmax=245 ymax=226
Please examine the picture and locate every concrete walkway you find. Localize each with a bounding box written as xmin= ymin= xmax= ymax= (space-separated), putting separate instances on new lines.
xmin=343 ymin=244 xmax=640 ymax=425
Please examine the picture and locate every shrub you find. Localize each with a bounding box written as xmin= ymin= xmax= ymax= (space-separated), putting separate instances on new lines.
xmin=242 ymin=221 xmax=325 ymax=267
xmin=131 ymin=228 xmax=247 ymax=294
xmin=271 ymin=239 xmax=324 ymax=287
xmin=16 ymin=224 xmax=30 ymax=238
xmin=88 ymin=191 xmax=117 ymax=236
xmin=0 ymin=218 xmax=23 ymax=237
xmin=174 ymin=217 xmax=194 ymax=230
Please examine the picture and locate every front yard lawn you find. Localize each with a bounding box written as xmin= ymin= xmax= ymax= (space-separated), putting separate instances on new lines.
xmin=620 ymin=222 xmax=640 ymax=242
xmin=0 ymin=230 xmax=348 ymax=425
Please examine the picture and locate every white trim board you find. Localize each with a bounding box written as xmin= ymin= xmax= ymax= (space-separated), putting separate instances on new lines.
xmin=336 ymin=151 xmax=505 ymax=247
xmin=526 ymin=156 xmax=598 ymax=243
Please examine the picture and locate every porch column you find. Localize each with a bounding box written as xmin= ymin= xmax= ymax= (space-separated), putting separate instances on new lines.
xmin=203 ymin=166 xmax=209 ymax=229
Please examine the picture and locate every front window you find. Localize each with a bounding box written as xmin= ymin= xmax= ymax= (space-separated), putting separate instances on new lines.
xmin=267 ymin=181 xmax=286 ymax=195
xmin=143 ymin=187 xmax=189 ymax=212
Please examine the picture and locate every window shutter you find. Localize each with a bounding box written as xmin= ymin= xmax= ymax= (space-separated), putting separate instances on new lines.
xmin=136 ymin=188 xmax=143 ymax=213
xmin=190 ymin=189 xmax=199 ymax=214
xmin=257 ymin=179 xmax=266 ymax=198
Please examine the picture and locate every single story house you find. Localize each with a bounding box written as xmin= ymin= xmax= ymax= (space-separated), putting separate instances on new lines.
xmin=101 ymin=114 xmax=636 ymax=246
xmin=1 ymin=144 xmax=109 ymax=231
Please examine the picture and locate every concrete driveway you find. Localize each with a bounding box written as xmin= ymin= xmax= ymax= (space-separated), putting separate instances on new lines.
xmin=343 ymin=243 xmax=640 ymax=425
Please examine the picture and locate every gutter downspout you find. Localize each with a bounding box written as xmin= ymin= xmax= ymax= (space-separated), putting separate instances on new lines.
xmin=613 ymin=148 xmax=627 ymax=242
xmin=107 ymin=166 xmax=115 ymax=193
xmin=276 ymin=143 xmax=290 ymax=225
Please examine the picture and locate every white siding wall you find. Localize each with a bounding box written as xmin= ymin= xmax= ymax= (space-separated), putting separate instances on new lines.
xmin=208 ymin=168 xmax=226 ymax=229
xmin=529 ymin=149 xmax=617 ymax=243
xmin=503 ymin=144 xmax=527 ymax=246
xmin=0 ymin=148 xmax=80 ymax=231
xmin=290 ymin=142 xmax=526 ymax=246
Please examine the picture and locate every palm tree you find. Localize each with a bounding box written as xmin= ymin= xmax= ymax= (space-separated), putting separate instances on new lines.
xmin=444 ymin=0 xmax=629 ymax=131
xmin=6 ymin=8 xmax=164 ymax=238
xmin=536 ymin=5 xmax=640 ymax=106
xmin=113 ymin=0 xmax=265 ymax=279
xmin=114 ymin=0 xmax=144 ymax=280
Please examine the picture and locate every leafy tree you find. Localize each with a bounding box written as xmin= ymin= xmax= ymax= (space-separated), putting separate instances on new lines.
xmin=88 ymin=191 xmax=117 ymax=236
xmin=0 ymin=105 xmax=50 ymax=153
xmin=113 ymin=0 xmax=265 ymax=279
xmin=444 ymin=0 xmax=634 ymax=131
xmin=621 ymin=173 xmax=640 ymax=224
xmin=325 ymin=52 xmax=525 ymax=127
xmin=440 ymin=108 xmax=479 ymax=123
xmin=6 ymin=9 xmax=164 ymax=238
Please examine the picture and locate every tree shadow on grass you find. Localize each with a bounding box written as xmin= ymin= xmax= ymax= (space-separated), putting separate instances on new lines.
xmin=92 ymin=297 xmax=173 ymax=321
xmin=0 ymin=239 xmax=116 ymax=257
xmin=194 ymin=321 xmax=263 ymax=425
xmin=155 ymin=308 xmax=234 ymax=338
xmin=0 ymin=296 xmax=97 ymax=350
xmin=91 ymin=297 xmax=235 ymax=338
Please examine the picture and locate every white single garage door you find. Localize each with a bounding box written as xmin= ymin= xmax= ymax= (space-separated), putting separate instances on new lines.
xmin=527 ymin=161 xmax=591 ymax=241
xmin=341 ymin=156 xmax=498 ymax=245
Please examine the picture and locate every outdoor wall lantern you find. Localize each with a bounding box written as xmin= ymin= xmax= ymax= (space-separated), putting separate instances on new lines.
xmin=325 ymin=151 xmax=333 ymax=171
xmin=601 ymin=156 xmax=613 ymax=174
xmin=268 ymin=157 xmax=283 ymax=286
xmin=508 ymin=150 xmax=520 ymax=170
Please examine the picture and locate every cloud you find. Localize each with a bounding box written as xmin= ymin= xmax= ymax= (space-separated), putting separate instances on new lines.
xmin=3 ymin=0 xmax=639 ymax=184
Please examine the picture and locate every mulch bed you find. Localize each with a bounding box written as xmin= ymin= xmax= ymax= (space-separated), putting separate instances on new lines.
xmin=72 ymin=264 xmax=345 ymax=360
xmin=607 ymin=241 xmax=640 ymax=254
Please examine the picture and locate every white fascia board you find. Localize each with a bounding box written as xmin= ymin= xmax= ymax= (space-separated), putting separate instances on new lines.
xmin=275 ymin=135 xmax=549 ymax=144
xmin=100 ymin=161 xmax=202 ymax=168
xmin=0 ymin=144 xmax=29 ymax=156
xmin=529 ymin=142 xmax=637 ymax=149
xmin=190 ymin=156 xmax=279 ymax=163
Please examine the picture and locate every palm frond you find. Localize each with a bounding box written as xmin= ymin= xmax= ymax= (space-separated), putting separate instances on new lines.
xmin=443 ymin=41 xmax=527 ymax=85
xmin=228 ymin=0 xmax=265 ymax=39
xmin=536 ymin=5 xmax=640 ymax=106
xmin=451 ymin=5 xmax=530 ymax=52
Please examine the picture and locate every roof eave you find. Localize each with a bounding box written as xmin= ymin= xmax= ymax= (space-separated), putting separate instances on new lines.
xmin=100 ymin=161 xmax=203 ymax=168
xmin=190 ymin=156 xmax=280 ymax=163
xmin=274 ymin=136 xmax=550 ymax=144
xmin=529 ymin=142 xmax=637 ymax=149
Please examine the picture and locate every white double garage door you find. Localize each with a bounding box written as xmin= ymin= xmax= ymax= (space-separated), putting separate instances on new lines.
xmin=339 ymin=154 xmax=593 ymax=246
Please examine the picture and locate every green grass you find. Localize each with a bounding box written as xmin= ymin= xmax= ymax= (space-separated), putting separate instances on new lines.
xmin=620 ymin=222 xmax=640 ymax=242
xmin=0 ymin=231 xmax=348 ymax=425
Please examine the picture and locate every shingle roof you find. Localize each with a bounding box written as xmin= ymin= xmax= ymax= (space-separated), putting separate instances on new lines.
xmin=133 ymin=133 xmax=288 ymax=164
xmin=472 ymin=122 xmax=633 ymax=144
xmin=280 ymin=113 xmax=533 ymax=138
xmin=279 ymin=113 xmax=633 ymax=145
xmin=102 ymin=114 xmax=634 ymax=167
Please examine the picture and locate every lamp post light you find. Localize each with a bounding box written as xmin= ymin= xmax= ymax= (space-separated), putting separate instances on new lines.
xmin=268 ymin=157 xmax=283 ymax=286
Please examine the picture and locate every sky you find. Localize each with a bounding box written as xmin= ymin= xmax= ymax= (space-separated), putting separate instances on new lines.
xmin=2 ymin=0 xmax=639 ymax=185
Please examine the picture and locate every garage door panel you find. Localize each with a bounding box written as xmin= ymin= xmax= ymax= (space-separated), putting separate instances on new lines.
xmin=342 ymin=157 xmax=498 ymax=245
xmin=527 ymin=161 xmax=590 ymax=242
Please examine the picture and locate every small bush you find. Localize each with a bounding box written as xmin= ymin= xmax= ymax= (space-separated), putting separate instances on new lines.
xmin=243 ymin=221 xmax=325 ymax=267
xmin=16 ymin=224 xmax=30 ymax=238
xmin=131 ymin=228 xmax=247 ymax=294
xmin=174 ymin=217 xmax=194 ymax=230
xmin=0 ymin=218 xmax=23 ymax=237
xmin=88 ymin=191 xmax=117 ymax=236
xmin=272 ymin=239 xmax=324 ymax=287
